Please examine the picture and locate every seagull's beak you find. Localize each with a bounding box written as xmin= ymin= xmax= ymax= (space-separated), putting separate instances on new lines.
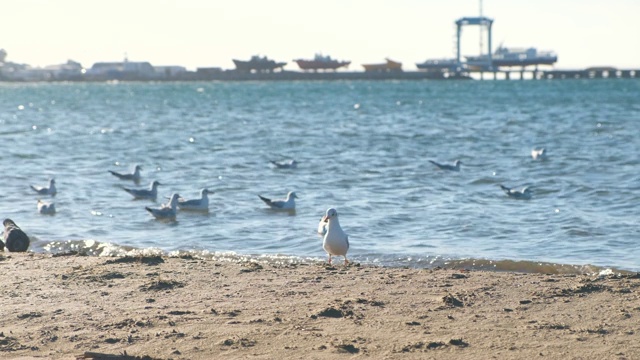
xmin=321 ymin=215 xmax=328 ymax=222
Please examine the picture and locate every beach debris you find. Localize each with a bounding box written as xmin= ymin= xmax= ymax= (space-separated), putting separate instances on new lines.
xmin=449 ymin=338 xmax=469 ymax=347
xmin=76 ymin=351 xmax=159 ymax=359
xmin=139 ymin=279 xmax=184 ymax=292
xmin=104 ymin=255 xmax=164 ymax=266
xmin=315 ymin=307 xmax=345 ymax=318
xmin=334 ymin=343 xmax=359 ymax=354
xmin=442 ymin=293 xmax=463 ymax=307
xmin=220 ymin=337 xmax=256 ymax=348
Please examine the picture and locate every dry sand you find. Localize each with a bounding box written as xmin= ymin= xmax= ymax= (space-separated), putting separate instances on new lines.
xmin=0 ymin=253 xmax=638 ymax=359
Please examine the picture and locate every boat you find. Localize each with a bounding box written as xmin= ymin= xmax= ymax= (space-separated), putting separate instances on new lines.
xmin=416 ymin=58 xmax=460 ymax=71
xmin=232 ymin=55 xmax=287 ymax=73
xmin=362 ymin=58 xmax=402 ymax=72
xmin=294 ymin=54 xmax=350 ymax=71
xmin=465 ymin=45 xmax=558 ymax=68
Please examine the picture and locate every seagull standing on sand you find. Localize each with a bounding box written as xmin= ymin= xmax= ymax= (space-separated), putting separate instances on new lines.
xmin=270 ymin=159 xmax=298 ymax=169
xmin=177 ymin=188 xmax=212 ymax=211
xmin=30 ymin=178 xmax=56 ymax=196
xmin=37 ymin=199 xmax=56 ymax=214
xmin=321 ymin=208 xmax=349 ymax=265
xmin=500 ymin=185 xmax=532 ymax=200
xmin=123 ymin=180 xmax=161 ymax=200
xmin=531 ymin=148 xmax=547 ymax=160
xmin=2 ymin=219 xmax=30 ymax=252
xmin=429 ymin=160 xmax=461 ymax=171
xmin=109 ymin=164 xmax=142 ymax=182
xmin=145 ymin=193 xmax=180 ymax=220
xmin=258 ymin=191 xmax=297 ymax=210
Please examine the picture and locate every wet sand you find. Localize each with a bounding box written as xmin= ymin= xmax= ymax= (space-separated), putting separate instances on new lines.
xmin=0 ymin=253 xmax=638 ymax=359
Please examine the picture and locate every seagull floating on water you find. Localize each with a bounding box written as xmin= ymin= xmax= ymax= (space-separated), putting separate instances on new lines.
xmin=145 ymin=193 xmax=180 ymax=220
xmin=109 ymin=164 xmax=142 ymax=182
xmin=500 ymin=185 xmax=532 ymax=200
xmin=37 ymin=199 xmax=56 ymax=215
xmin=177 ymin=188 xmax=212 ymax=211
xmin=30 ymin=178 xmax=56 ymax=196
xmin=124 ymin=180 xmax=161 ymax=200
xmin=321 ymin=208 xmax=349 ymax=265
xmin=258 ymin=191 xmax=297 ymax=210
xmin=429 ymin=160 xmax=461 ymax=171
xmin=2 ymin=219 xmax=30 ymax=252
xmin=270 ymin=159 xmax=298 ymax=169
xmin=531 ymin=148 xmax=547 ymax=160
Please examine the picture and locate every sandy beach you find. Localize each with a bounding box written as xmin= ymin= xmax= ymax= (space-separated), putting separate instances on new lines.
xmin=0 ymin=253 xmax=638 ymax=359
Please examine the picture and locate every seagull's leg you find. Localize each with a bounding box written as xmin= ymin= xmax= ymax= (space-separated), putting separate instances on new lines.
xmin=344 ymin=257 xmax=349 ymax=266
xmin=327 ymin=255 xmax=332 ymax=265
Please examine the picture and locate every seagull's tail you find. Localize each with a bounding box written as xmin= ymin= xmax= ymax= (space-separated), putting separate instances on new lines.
xmin=144 ymin=207 xmax=153 ymax=214
xmin=428 ymin=160 xmax=441 ymax=168
xmin=499 ymin=185 xmax=510 ymax=192
xmin=258 ymin=195 xmax=272 ymax=205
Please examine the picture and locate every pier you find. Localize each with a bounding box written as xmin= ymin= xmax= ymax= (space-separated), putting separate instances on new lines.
xmin=462 ymin=68 xmax=640 ymax=80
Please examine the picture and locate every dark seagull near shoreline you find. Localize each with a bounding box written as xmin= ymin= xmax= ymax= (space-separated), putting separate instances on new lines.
xmin=2 ymin=219 xmax=30 ymax=252
xmin=258 ymin=191 xmax=297 ymax=210
xmin=124 ymin=180 xmax=162 ymax=200
xmin=109 ymin=164 xmax=142 ymax=183
xmin=429 ymin=160 xmax=461 ymax=171
xmin=500 ymin=185 xmax=532 ymax=200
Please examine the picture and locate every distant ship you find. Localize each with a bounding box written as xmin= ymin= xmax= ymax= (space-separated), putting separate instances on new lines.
xmin=465 ymin=46 xmax=558 ymax=68
xmin=362 ymin=58 xmax=402 ymax=72
xmin=416 ymin=58 xmax=460 ymax=71
xmin=294 ymin=54 xmax=350 ymax=71
xmin=232 ymin=55 xmax=287 ymax=72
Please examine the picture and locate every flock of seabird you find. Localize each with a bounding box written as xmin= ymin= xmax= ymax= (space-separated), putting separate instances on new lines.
xmin=7 ymin=149 xmax=544 ymax=259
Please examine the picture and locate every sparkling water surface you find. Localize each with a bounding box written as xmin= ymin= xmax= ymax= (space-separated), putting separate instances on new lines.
xmin=1 ymin=79 xmax=638 ymax=272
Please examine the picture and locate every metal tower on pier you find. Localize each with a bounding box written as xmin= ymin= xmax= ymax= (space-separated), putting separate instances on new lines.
xmin=455 ymin=17 xmax=493 ymax=69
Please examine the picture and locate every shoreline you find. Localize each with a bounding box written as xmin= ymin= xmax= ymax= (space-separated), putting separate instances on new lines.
xmin=37 ymin=239 xmax=638 ymax=275
xmin=1 ymin=253 xmax=638 ymax=359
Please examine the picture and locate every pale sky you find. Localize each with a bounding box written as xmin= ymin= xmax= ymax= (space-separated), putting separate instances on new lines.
xmin=3 ymin=0 xmax=639 ymax=71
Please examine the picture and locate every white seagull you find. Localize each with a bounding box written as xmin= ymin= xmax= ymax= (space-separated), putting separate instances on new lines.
xmin=124 ymin=180 xmax=162 ymax=200
xmin=270 ymin=159 xmax=298 ymax=169
xmin=500 ymin=185 xmax=532 ymax=200
xmin=531 ymin=148 xmax=547 ymax=160
xmin=37 ymin=199 xmax=56 ymax=215
xmin=30 ymin=178 xmax=56 ymax=196
xmin=109 ymin=164 xmax=142 ymax=182
xmin=321 ymin=208 xmax=350 ymax=265
xmin=145 ymin=193 xmax=180 ymax=220
xmin=429 ymin=159 xmax=461 ymax=171
xmin=258 ymin=191 xmax=297 ymax=210
xmin=317 ymin=216 xmax=328 ymax=236
xmin=177 ymin=188 xmax=212 ymax=211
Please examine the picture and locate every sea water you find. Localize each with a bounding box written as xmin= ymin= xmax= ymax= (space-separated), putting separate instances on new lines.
xmin=0 ymin=79 xmax=638 ymax=273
